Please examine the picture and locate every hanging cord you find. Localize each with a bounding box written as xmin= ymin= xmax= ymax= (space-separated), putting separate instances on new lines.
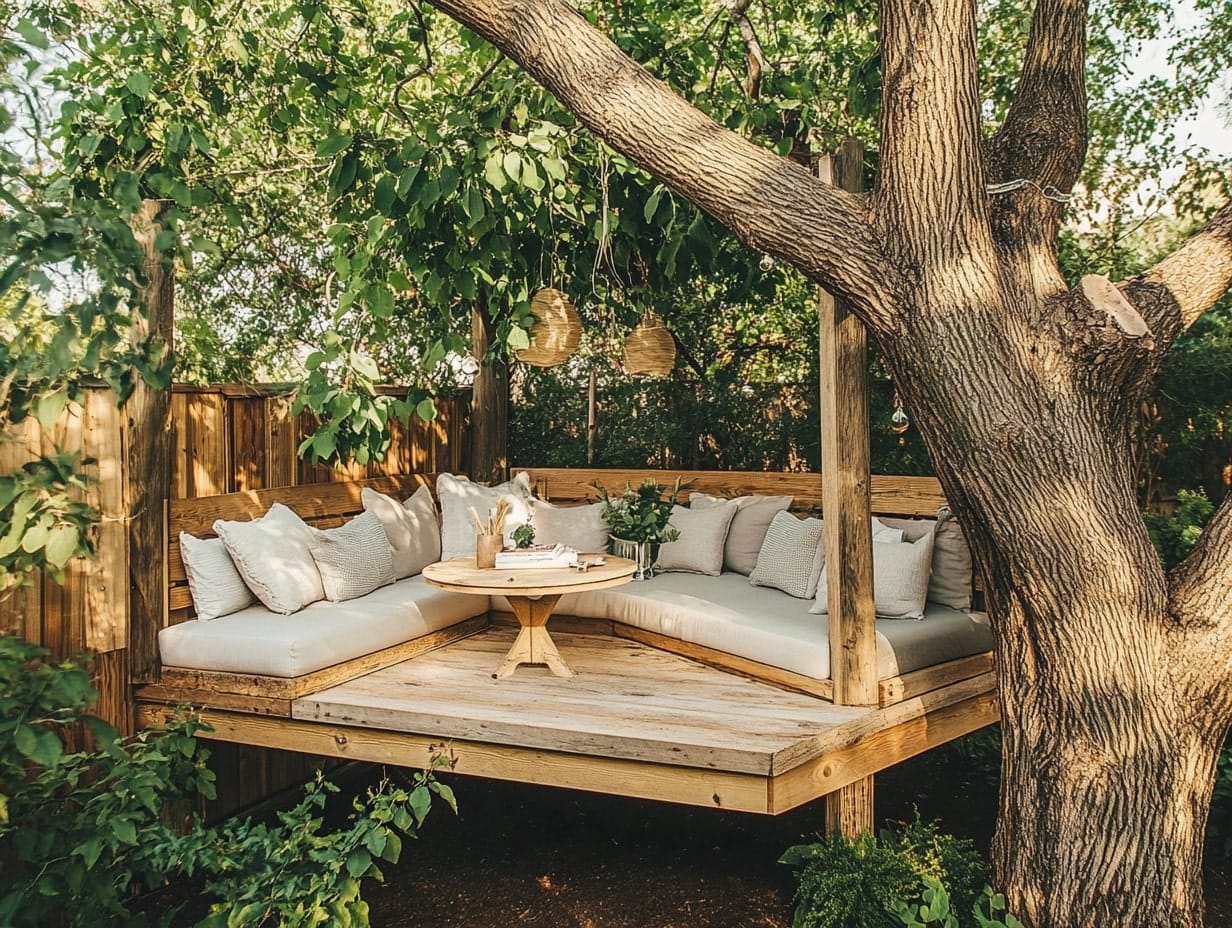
xmin=986 ymin=178 xmax=1073 ymax=203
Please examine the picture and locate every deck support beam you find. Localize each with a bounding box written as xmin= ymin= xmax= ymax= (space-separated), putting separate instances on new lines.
xmin=818 ymin=140 xmax=878 ymax=835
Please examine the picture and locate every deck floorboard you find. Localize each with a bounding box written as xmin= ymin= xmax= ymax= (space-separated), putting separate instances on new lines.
xmin=295 ymin=628 xmax=871 ymax=776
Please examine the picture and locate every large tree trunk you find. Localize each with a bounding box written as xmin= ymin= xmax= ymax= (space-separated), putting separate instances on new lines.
xmin=423 ymin=1 xmax=1232 ymax=926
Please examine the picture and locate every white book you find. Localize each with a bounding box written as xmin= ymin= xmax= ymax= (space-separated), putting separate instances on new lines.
xmin=494 ymin=544 xmax=579 ymax=569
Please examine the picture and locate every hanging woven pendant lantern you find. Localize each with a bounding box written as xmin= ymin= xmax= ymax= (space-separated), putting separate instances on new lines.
xmin=517 ymin=288 xmax=582 ymax=367
xmin=622 ymin=309 xmax=676 ymax=377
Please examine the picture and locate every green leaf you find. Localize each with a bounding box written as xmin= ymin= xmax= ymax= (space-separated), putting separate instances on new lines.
xmin=352 ymin=354 xmax=380 ymax=380
xmin=111 ymin=817 xmax=137 ymax=845
xmin=44 ymin=524 xmax=81 ymax=569
xmin=409 ymin=784 xmax=432 ymax=825
xmin=507 ymin=324 xmax=530 ymax=351
xmin=20 ymin=518 xmax=52 ymax=554
xmin=15 ymin=18 xmax=49 ymax=49
xmin=15 ymin=725 xmax=63 ymax=768
xmin=414 ymin=398 xmax=436 ymax=422
xmin=317 ymin=132 xmax=352 ymax=159
xmin=502 ymin=151 xmax=522 ymax=183
xmin=374 ymin=174 xmax=397 ymax=215
xmin=484 ymin=153 xmax=507 ymax=191
xmin=345 ymin=847 xmax=372 ymax=878
xmin=33 ymin=386 xmax=69 ymax=430
xmin=126 ymin=72 xmax=153 ymax=97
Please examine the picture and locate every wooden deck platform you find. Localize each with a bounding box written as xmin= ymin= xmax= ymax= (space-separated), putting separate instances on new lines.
xmin=138 ymin=627 xmax=997 ymax=814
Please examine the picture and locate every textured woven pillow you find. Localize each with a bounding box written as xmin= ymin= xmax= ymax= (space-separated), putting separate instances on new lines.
xmin=656 ymin=501 xmax=739 ymax=576
xmin=437 ymin=471 xmax=532 ymax=560
xmin=529 ymin=499 xmax=609 ymax=552
xmin=748 ymin=511 xmax=826 ymax=598
xmin=812 ymin=531 xmax=936 ymax=619
xmin=690 ymin=493 xmax=792 ymax=575
xmin=362 ymin=484 xmax=440 ymax=579
xmin=214 ymin=502 xmax=325 ymax=615
xmin=179 ymin=532 xmax=255 ymax=621
xmin=309 ymin=511 xmax=396 ymax=602
xmin=880 ymin=511 xmax=973 ymax=609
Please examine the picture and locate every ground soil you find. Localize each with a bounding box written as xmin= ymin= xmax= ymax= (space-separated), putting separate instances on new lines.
xmin=142 ymin=736 xmax=1232 ymax=926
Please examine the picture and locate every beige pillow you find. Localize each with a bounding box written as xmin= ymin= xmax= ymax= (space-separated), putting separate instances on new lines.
xmin=213 ymin=502 xmax=325 ymax=615
xmin=436 ymin=472 xmax=532 ymax=560
xmin=362 ymin=484 xmax=441 ymax=578
xmin=309 ymin=511 xmax=396 ymax=602
xmin=880 ymin=511 xmax=973 ymax=610
xmin=656 ymin=501 xmax=738 ymax=576
xmin=812 ymin=532 xmax=935 ymax=619
xmin=748 ymin=511 xmax=826 ymax=598
xmin=529 ymin=500 xmax=609 ymax=552
xmin=179 ymin=532 xmax=255 ymax=621
xmin=690 ymin=493 xmax=792 ymax=575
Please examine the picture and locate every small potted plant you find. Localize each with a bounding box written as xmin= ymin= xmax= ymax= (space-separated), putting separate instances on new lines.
xmin=594 ymin=477 xmax=687 ymax=580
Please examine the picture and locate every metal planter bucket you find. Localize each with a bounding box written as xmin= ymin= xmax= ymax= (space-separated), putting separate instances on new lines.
xmin=609 ymin=536 xmax=656 ymax=581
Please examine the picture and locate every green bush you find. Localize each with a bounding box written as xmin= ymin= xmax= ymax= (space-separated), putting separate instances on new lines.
xmin=0 ymin=636 xmax=449 ymax=927
xmin=1144 ymin=488 xmax=1215 ymax=567
xmin=781 ymin=817 xmax=1022 ymax=928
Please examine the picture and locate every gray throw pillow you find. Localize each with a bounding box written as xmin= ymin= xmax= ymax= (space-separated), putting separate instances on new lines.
xmin=179 ymin=532 xmax=255 ymax=621
xmin=214 ymin=502 xmax=325 ymax=614
xmin=362 ymin=484 xmax=441 ymax=578
xmin=748 ymin=511 xmax=826 ymax=598
xmin=309 ymin=511 xmax=396 ymax=602
xmin=690 ymin=493 xmax=792 ymax=575
xmin=436 ymin=471 xmax=532 ymax=560
xmin=880 ymin=511 xmax=973 ymax=610
xmin=812 ymin=531 xmax=935 ymax=619
xmin=529 ymin=499 xmax=609 ymax=552
xmin=656 ymin=501 xmax=739 ymax=576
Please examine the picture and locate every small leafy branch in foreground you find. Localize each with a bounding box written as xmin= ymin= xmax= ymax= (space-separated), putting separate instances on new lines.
xmin=0 ymin=452 xmax=99 ymax=594
xmin=592 ymin=477 xmax=689 ymax=545
xmin=780 ymin=815 xmax=1023 ymax=928
xmin=0 ymin=636 xmax=451 ymax=927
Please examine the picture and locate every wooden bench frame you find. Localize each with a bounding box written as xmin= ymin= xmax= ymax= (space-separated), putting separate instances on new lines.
xmin=148 ymin=468 xmax=992 ymax=713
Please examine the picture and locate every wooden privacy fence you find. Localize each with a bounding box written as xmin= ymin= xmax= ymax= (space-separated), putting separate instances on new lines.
xmin=0 ymin=384 xmax=469 ymax=732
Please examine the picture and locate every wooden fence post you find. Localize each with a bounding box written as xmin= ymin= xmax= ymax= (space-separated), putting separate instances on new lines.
xmin=127 ymin=200 xmax=174 ymax=683
xmin=818 ymin=140 xmax=878 ymax=836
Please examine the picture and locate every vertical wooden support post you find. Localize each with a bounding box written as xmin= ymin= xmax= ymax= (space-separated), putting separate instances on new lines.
xmin=128 ymin=200 xmax=174 ymax=683
xmin=586 ymin=368 xmax=597 ymax=466
xmin=468 ymin=300 xmax=508 ymax=483
xmin=818 ymin=140 xmax=878 ymax=835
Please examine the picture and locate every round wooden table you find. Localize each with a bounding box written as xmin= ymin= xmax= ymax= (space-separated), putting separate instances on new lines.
xmin=422 ymin=556 xmax=636 ymax=679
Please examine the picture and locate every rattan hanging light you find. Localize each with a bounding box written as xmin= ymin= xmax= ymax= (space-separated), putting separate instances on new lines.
xmin=622 ymin=309 xmax=676 ymax=377
xmin=517 ymin=288 xmax=582 ymax=367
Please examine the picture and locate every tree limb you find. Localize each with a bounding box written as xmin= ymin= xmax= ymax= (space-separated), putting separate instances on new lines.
xmin=425 ymin=0 xmax=904 ymax=331
xmin=1126 ymin=198 xmax=1232 ymax=339
xmin=876 ymin=0 xmax=990 ymax=264
xmin=725 ymin=0 xmax=767 ymax=99
xmin=1168 ymin=489 xmax=1232 ymax=693
xmin=986 ymin=0 xmax=1089 ymax=248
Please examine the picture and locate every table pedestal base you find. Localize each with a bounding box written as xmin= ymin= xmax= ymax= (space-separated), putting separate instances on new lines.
xmin=495 ymin=594 xmax=573 ymax=679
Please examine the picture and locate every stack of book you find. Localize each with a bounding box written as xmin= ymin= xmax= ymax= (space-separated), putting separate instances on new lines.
xmin=493 ymin=544 xmax=579 ymax=569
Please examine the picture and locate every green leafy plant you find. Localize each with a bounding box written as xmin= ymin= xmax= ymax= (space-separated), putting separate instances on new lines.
xmin=593 ymin=477 xmax=687 ymax=545
xmin=512 ymin=522 xmax=536 ymax=548
xmin=1143 ymin=488 xmax=1215 ymax=568
xmin=0 ymin=452 xmax=99 ymax=593
xmin=0 ymin=636 xmax=451 ymax=927
xmin=781 ymin=816 xmax=1020 ymax=928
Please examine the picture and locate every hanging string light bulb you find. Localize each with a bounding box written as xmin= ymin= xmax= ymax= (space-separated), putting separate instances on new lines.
xmin=891 ymin=390 xmax=910 ymax=435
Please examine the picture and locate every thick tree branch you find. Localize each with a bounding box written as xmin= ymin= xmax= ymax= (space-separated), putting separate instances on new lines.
xmin=726 ymin=0 xmax=767 ymax=98
xmin=877 ymin=0 xmax=991 ymax=269
xmin=987 ymin=0 xmax=1088 ymax=249
xmin=1168 ymin=489 xmax=1232 ymax=690
xmin=1126 ymin=198 xmax=1232 ymax=339
xmin=426 ymin=0 xmax=904 ymax=330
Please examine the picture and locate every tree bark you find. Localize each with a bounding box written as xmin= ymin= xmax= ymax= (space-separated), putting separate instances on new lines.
xmin=423 ymin=1 xmax=1232 ymax=925
xmin=468 ymin=301 xmax=508 ymax=484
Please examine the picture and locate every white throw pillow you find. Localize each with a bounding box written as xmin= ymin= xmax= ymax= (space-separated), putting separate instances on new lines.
xmin=656 ymin=501 xmax=739 ymax=576
xmin=812 ymin=531 xmax=935 ymax=619
xmin=690 ymin=493 xmax=793 ymax=575
xmin=179 ymin=532 xmax=255 ymax=621
xmin=748 ymin=511 xmax=826 ymax=598
xmin=362 ymin=484 xmax=441 ymax=579
xmin=436 ymin=471 xmax=532 ymax=560
xmin=213 ymin=502 xmax=325 ymax=615
xmin=880 ymin=511 xmax=974 ymax=610
xmin=528 ymin=499 xmax=609 ymax=552
xmin=309 ymin=511 xmax=396 ymax=602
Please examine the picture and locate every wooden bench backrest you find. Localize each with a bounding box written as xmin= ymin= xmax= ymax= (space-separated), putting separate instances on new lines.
xmin=167 ymin=474 xmax=434 ymax=625
xmin=167 ymin=468 xmax=953 ymax=625
xmin=522 ymin=468 xmax=948 ymax=519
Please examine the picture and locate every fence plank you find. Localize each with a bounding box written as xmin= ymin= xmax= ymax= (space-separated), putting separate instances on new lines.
xmin=84 ymin=390 xmax=128 ymax=653
xmin=0 ymin=420 xmax=42 ymax=641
